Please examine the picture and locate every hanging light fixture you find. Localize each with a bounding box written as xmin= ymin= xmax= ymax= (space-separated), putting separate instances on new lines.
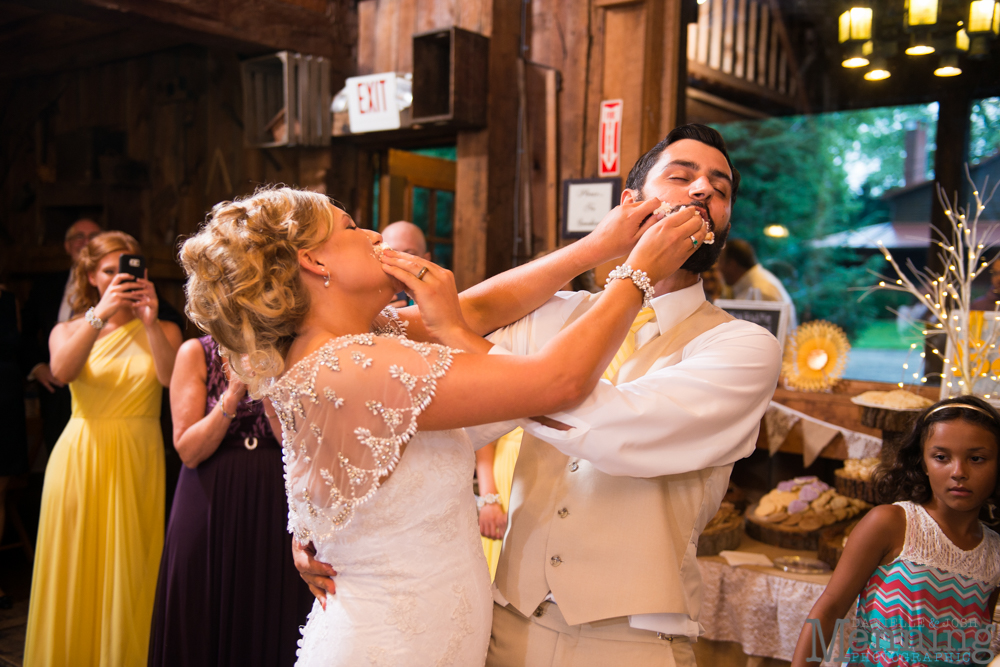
xmin=967 ymin=0 xmax=999 ymax=56
xmin=839 ymin=1 xmax=997 ymax=82
xmin=904 ymin=0 xmax=939 ymax=55
xmin=864 ymin=56 xmax=892 ymax=79
xmin=843 ymin=39 xmax=875 ymax=66
xmin=906 ymin=0 xmax=940 ymax=26
xmin=956 ymin=27 xmax=971 ymax=51
xmin=840 ymin=4 xmax=875 ymax=67
xmin=934 ymin=52 xmax=963 ymax=75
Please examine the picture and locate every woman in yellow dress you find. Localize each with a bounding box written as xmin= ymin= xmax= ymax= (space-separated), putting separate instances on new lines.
xmin=24 ymin=231 xmax=182 ymax=666
xmin=475 ymin=428 xmax=523 ymax=581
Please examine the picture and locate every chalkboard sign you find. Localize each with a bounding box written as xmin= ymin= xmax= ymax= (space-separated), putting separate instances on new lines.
xmin=715 ymin=299 xmax=791 ymax=348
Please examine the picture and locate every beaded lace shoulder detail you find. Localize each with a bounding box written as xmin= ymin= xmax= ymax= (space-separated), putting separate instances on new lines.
xmin=894 ymin=501 xmax=1000 ymax=587
xmin=266 ymin=334 xmax=455 ymax=542
xmin=371 ymin=306 xmax=408 ymax=337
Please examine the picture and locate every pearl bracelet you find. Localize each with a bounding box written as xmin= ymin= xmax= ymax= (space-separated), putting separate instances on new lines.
xmin=85 ymin=307 xmax=105 ymax=330
xmin=605 ymin=264 xmax=654 ymax=309
xmin=477 ymin=493 xmax=502 ymax=509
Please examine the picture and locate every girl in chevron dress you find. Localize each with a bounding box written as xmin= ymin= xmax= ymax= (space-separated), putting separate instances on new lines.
xmin=792 ymin=396 xmax=1000 ymax=667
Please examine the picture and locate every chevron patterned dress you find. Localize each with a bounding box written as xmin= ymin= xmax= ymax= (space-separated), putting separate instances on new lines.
xmin=846 ymin=502 xmax=1000 ymax=666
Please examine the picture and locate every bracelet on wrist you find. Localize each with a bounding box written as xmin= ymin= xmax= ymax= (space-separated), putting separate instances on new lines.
xmin=219 ymin=397 xmax=235 ymax=420
xmin=605 ymin=264 xmax=654 ymax=309
xmin=477 ymin=493 xmax=502 ymax=510
xmin=85 ymin=307 xmax=105 ymax=331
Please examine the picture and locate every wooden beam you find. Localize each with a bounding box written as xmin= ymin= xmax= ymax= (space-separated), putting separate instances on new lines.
xmin=722 ymin=0 xmax=735 ymax=75
xmin=756 ymin=2 xmax=769 ymax=87
xmin=33 ymin=0 xmax=351 ymax=61
xmin=661 ymin=0 xmax=688 ymax=132
xmin=686 ymin=86 xmax=769 ymax=119
xmin=387 ymin=148 xmax=457 ymax=192
xmin=688 ymin=61 xmax=797 ymax=108
xmin=734 ymin=0 xmax=747 ymax=79
xmin=709 ymin=0 xmax=723 ymax=71
xmin=483 ymin=0 xmax=521 ymax=278
xmin=454 ymin=129 xmax=488 ymax=290
xmin=924 ymin=90 xmax=973 ymax=382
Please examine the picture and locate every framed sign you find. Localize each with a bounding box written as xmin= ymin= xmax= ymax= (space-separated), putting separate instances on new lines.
xmin=715 ymin=299 xmax=792 ymax=349
xmin=562 ymin=177 xmax=622 ymax=239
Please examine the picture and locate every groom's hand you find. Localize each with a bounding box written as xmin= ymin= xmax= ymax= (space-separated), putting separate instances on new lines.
xmin=292 ymin=539 xmax=338 ymax=609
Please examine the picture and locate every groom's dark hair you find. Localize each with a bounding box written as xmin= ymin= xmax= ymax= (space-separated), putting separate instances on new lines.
xmin=624 ymin=124 xmax=740 ymax=204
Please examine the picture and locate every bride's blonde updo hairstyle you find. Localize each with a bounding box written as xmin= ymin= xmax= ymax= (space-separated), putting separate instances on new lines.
xmin=180 ymin=186 xmax=335 ymax=397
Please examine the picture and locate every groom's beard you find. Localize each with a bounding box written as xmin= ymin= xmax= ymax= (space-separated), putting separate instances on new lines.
xmin=636 ymin=197 xmax=728 ymax=274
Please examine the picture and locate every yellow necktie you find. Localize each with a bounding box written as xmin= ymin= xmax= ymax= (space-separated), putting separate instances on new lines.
xmin=602 ymin=307 xmax=656 ymax=382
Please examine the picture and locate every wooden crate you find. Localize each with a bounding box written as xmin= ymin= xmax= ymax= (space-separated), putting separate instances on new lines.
xmin=241 ymin=51 xmax=330 ymax=147
xmin=412 ymin=27 xmax=488 ymax=128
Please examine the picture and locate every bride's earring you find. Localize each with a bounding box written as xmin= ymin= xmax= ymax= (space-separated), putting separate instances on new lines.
xmin=323 ymin=271 xmax=330 ymax=288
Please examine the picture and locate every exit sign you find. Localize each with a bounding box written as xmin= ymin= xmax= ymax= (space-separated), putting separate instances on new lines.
xmin=346 ymin=73 xmax=401 ymax=133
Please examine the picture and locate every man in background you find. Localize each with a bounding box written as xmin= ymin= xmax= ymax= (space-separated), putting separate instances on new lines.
xmin=381 ymin=221 xmax=431 ymax=308
xmin=719 ymin=238 xmax=797 ymax=327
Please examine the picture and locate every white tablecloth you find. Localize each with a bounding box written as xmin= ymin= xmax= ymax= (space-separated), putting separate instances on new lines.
xmin=697 ymin=534 xmax=853 ymax=665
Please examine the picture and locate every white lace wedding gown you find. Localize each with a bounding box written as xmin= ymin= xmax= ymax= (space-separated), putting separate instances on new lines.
xmin=266 ymin=325 xmax=492 ymax=667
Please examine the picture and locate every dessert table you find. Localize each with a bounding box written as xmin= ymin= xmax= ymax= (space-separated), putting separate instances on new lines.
xmin=694 ymin=533 xmax=850 ymax=667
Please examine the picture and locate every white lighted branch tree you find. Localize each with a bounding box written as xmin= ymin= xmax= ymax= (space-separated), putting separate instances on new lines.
xmin=863 ymin=168 xmax=1000 ymax=397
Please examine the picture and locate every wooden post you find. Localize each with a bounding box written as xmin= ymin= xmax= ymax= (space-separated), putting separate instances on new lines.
xmin=923 ymin=90 xmax=972 ymax=384
xmin=453 ymin=0 xmax=520 ymax=289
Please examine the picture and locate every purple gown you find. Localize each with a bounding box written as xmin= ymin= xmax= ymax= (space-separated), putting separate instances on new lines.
xmin=148 ymin=336 xmax=312 ymax=667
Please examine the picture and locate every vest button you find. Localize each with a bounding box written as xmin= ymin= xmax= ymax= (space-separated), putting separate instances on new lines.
xmin=533 ymin=605 xmax=545 ymax=617
xmin=550 ymin=555 xmax=563 ymax=567
xmin=558 ymin=508 xmax=569 ymax=518
xmin=569 ymin=462 xmax=579 ymax=472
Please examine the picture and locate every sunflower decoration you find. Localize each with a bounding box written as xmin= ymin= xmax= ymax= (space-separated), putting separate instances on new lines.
xmin=783 ymin=320 xmax=851 ymax=392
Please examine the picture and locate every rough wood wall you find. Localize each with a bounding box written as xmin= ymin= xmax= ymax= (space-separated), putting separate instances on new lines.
xmin=0 ymin=46 xmax=332 ymax=323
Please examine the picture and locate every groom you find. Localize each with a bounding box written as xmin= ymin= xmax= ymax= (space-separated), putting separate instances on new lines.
xmin=477 ymin=124 xmax=780 ymax=666
xmin=295 ymin=125 xmax=781 ymax=666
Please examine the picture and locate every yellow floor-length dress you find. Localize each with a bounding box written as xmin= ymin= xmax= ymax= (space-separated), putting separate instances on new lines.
xmin=25 ymin=319 xmax=166 ymax=666
xmin=481 ymin=428 xmax=523 ymax=581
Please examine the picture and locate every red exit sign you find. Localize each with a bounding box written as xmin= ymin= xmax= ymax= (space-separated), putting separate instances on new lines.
xmin=347 ymin=72 xmax=401 ymax=133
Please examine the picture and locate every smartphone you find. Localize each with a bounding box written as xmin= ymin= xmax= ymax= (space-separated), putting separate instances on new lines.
xmin=118 ymin=254 xmax=146 ymax=282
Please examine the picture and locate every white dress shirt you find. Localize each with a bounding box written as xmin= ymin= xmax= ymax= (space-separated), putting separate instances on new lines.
xmin=472 ymin=280 xmax=782 ymax=637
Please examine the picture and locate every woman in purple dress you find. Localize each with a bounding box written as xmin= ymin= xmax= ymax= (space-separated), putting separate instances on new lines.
xmin=148 ymin=335 xmax=312 ymax=667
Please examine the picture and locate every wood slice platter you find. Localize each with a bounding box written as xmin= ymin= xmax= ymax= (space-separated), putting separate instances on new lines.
xmin=697 ymin=522 xmax=743 ymax=557
xmin=817 ymin=519 xmax=863 ymax=569
xmin=745 ymin=502 xmax=862 ymax=551
xmin=834 ymin=469 xmax=878 ymax=504
xmin=856 ymin=403 xmax=922 ymax=432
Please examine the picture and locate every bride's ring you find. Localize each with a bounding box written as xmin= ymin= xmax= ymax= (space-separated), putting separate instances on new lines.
xmin=690 ymin=235 xmax=699 ymax=249
xmin=416 ymin=267 xmax=429 ymax=281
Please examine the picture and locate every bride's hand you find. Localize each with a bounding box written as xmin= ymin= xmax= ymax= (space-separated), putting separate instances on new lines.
xmin=478 ymin=503 xmax=508 ymax=541
xmin=292 ymin=539 xmax=338 ymax=610
xmin=577 ymin=194 xmax=668 ymax=263
xmin=380 ymin=250 xmax=471 ymax=346
xmin=625 ymin=206 xmax=707 ymax=285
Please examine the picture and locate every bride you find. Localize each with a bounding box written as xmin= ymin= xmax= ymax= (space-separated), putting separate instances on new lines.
xmin=180 ymin=187 xmax=706 ymax=666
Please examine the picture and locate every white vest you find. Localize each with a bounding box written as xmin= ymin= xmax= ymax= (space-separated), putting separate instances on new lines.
xmin=494 ymin=298 xmax=736 ymax=626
